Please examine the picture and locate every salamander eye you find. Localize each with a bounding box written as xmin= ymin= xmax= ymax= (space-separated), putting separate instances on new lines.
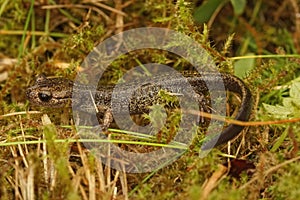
xmin=38 ymin=91 xmax=52 ymax=102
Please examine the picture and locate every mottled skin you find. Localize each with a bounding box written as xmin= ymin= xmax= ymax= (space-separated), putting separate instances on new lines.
xmin=26 ymin=72 xmax=252 ymax=150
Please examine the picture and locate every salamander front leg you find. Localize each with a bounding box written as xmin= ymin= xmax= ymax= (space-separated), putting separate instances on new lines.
xmin=102 ymin=108 xmax=113 ymax=130
xmin=94 ymin=104 xmax=113 ymax=131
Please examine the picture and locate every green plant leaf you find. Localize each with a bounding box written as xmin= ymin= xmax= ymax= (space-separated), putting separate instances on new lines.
xmin=262 ymin=79 xmax=300 ymax=119
xmin=262 ymin=103 xmax=292 ymax=118
xmin=290 ymin=82 xmax=300 ymax=98
xmin=234 ymin=53 xmax=255 ymax=78
xmin=193 ymin=0 xmax=227 ymax=24
xmin=230 ymin=0 xmax=247 ymax=15
xmin=282 ymin=98 xmax=300 ymax=111
xmin=270 ymin=127 xmax=289 ymax=152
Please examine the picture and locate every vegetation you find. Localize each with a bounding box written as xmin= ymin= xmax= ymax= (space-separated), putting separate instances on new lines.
xmin=0 ymin=0 xmax=300 ymax=199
